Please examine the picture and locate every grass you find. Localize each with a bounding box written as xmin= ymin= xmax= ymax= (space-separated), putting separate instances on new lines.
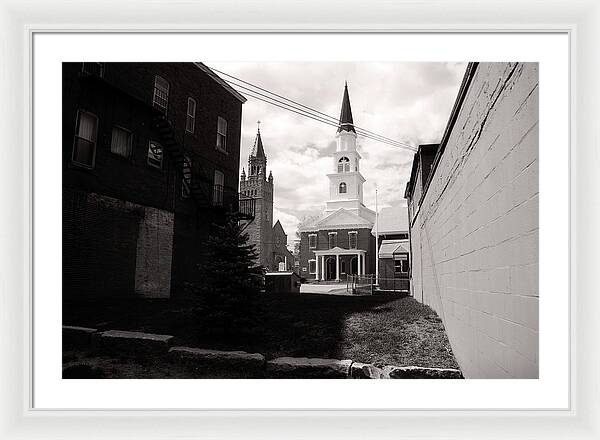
xmin=64 ymin=292 xmax=458 ymax=372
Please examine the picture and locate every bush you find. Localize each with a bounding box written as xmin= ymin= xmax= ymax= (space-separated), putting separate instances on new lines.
xmin=195 ymin=214 xmax=265 ymax=337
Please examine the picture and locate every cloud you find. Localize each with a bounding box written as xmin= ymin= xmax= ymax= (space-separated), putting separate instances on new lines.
xmin=209 ymin=62 xmax=466 ymax=243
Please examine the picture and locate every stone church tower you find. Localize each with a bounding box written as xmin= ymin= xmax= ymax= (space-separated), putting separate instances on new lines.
xmin=240 ymin=124 xmax=274 ymax=269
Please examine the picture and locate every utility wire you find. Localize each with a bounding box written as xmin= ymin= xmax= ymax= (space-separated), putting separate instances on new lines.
xmin=235 ymin=87 xmax=413 ymax=150
xmin=210 ymin=67 xmax=418 ymax=152
xmin=228 ymin=79 xmax=414 ymax=151
xmin=212 ymin=67 xmax=412 ymax=149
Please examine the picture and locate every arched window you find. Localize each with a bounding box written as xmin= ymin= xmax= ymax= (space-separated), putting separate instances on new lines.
xmin=338 ymin=157 xmax=350 ymax=173
xmin=339 ymin=182 xmax=347 ymax=194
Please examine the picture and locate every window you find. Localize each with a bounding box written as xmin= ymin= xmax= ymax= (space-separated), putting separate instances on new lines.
xmin=338 ymin=156 xmax=350 ymax=173
xmin=308 ymin=260 xmax=316 ymax=274
xmin=81 ymin=62 xmax=104 ymax=77
xmin=348 ymin=231 xmax=358 ymax=249
xmin=213 ymin=169 xmax=224 ymax=206
xmin=182 ymin=155 xmax=192 ymax=198
xmin=147 ymin=141 xmax=163 ymax=169
xmin=72 ymin=110 xmax=98 ymax=168
xmin=341 ymin=261 xmax=346 ymax=274
xmin=328 ymin=232 xmax=337 ymax=249
xmin=186 ymin=98 xmax=196 ymax=133
xmin=152 ymin=75 xmax=169 ymax=114
xmin=395 ymin=257 xmax=409 ymax=274
xmin=110 ymin=126 xmax=132 ymax=158
xmin=308 ymin=234 xmax=317 ymax=249
xmin=339 ymin=182 xmax=347 ymax=194
xmin=216 ymin=116 xmax=228 ymax=152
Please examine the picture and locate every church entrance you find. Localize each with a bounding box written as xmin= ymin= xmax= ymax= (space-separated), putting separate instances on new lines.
xmin=326 ymin=257 xmax=337 ymax=280
xmin=350 ymin=256 xmax=358 ymax=275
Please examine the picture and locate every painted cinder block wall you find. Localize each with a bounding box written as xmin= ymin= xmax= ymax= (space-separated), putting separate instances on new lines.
xmin=409 ymin=63 xmax=539 ymax=378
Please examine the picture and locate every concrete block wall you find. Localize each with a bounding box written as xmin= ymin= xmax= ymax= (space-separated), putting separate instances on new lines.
xmin=410 ymin=63 xmax=539 ymax=378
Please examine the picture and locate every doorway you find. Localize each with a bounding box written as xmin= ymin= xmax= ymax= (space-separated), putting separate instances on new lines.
xmin=326 ymin=257 xmax=336 ymax=280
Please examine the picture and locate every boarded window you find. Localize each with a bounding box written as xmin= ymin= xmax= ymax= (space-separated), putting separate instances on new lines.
xmin=72 ymin=111 xmax=98 ymax=168
xmin=110 ymin=126 xmax=132 ymax=158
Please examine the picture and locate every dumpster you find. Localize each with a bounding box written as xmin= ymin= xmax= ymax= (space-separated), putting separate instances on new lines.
xmin=264 ymin=271 xmax=301 ymax=294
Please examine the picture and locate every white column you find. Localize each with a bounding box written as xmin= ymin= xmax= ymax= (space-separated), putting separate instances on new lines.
xmin=315 ymin=254 xmax=319 ymax=280
xmin=357 ymin=253 xmax=362 ymax=276
xmin=335 ymin=254 xmax=340 ymax=281
xmin=321 ymin=256 xmax=326 ymax=281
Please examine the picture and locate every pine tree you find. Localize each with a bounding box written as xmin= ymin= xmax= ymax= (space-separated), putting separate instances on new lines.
xmin=196 ymin=213 xmax=264 ymax=336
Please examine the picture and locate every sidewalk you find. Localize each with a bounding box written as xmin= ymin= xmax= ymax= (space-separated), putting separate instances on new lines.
xmin=299 ymin=282 xmax=353 ymax=296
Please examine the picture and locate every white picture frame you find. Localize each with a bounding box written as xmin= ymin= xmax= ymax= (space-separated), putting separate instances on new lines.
xmin=1 ymin=0 xmax=598 ymax=438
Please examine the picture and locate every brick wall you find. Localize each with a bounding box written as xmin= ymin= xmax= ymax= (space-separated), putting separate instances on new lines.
xmin=408 ymin=63 xmax=539 ymax=378
xmin=63 ymin=189 xmax=174 ymax=300
xmin=299 ymin=228 xmax=375 ymax=279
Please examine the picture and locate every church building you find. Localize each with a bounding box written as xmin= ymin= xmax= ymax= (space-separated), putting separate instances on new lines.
xmin=298 ymin=84 xmax=376 ymax=281
xmin=240 ymin=124 xmax=294 ymax=271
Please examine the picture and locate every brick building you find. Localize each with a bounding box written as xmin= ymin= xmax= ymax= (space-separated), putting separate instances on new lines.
xmin=63 ymin=62 xmax=253 ymax=301
xmin=372 ymin=205 xmax=410 ymax=291
xmin=239 ymin=129 xmax=295 ymax=272
xmin=240 ymin=127 xmax=274 ymax=269
xmin=405 ymin=62 xmax=539 ymax=378
xmin=299 ymin=83 xmax=376 ymax=280
xmin=272 ymin=220 xmax=294 ymax=271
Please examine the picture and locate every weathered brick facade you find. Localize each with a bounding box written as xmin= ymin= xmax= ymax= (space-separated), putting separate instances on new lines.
xmin=63 ymin=62 xmax=246 ymax=301
xmin=405 ymin=63 xmax=539 ymax=378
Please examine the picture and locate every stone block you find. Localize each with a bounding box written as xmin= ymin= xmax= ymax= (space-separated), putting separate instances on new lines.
xmin=383 ymin=365 xmax=463 ymax=379
xmin=266 ymin=357 xmax=352 ymax=379
xmin=94 ymin=330 xmax=174 ymax=355
xmin=349 ymin=362 xmax=385 ymax=379
xmin=168 ymin=347 xmax=265 ymax=378
xmin=63 ymin=325 xmax=97 ymax=349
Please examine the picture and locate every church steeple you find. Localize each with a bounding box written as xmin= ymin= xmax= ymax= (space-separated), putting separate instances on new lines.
xmin=337 ymin=82 xmax=355 ymax=134
xmin=247 ymin=121 xmax=268 ymax=179
xmin=250 ymin=121 xmax=266 ymax=159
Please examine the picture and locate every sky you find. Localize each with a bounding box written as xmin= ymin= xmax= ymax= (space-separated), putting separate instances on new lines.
xmin=208 ymin=62 xmax=467 ymax=248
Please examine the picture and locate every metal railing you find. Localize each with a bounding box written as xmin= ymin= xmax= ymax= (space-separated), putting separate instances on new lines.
xmin=376 ymin=277 xmax=410 ymax=293
xmin=346 ymin=274 xmax=374 ymax=295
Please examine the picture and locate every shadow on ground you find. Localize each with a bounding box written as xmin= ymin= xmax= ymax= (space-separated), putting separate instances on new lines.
xmin=63 ymin=292 xmax=458 ymax=372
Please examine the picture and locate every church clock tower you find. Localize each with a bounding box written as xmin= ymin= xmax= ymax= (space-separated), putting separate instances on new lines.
xmin=240 ymin=123 xmax=274 ymax=269
xmin=325 ymin=83 xmax=370 ymax=219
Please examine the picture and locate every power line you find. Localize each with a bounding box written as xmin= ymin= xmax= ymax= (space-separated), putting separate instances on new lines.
xmin=209 ymin=66 xmax=418 ymax=152
xmin=216 ymin=69 xmax=417 ymax=152
xmin=224 ymin=81 xmax=412 ymax=150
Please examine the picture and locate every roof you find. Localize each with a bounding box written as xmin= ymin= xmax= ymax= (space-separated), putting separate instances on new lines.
xmin=337 ymin=82 xmax=356 ymax=133
xmin=298 ymin=207 xmax=374 ymax=232
xmin=372 ymin=205 xmax=409 ymax=235
xmin=193 ymin=62 xmax=247 ymax=104
xmin=250 ymin=128 xmax=266 ymax=158
xmin=378 ymin=239 xmax=410 ymax=258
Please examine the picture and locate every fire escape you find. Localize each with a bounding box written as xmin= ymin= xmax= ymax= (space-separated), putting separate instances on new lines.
xmin=153 ymin=113 xmax=256 ymax=223
xmin=80 ymin=62 xmax=256 ymax=224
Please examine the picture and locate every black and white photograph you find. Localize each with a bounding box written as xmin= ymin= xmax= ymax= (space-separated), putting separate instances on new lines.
xmin=61 ymin=60 xmax=538 ymax=380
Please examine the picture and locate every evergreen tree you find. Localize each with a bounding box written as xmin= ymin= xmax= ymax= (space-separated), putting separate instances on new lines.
xmin=196 ymin=213 xmax=264 ymax=336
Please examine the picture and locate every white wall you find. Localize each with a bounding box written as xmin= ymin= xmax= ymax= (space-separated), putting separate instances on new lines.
xmin=410 ymin=63 xmax=539 ymax=378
